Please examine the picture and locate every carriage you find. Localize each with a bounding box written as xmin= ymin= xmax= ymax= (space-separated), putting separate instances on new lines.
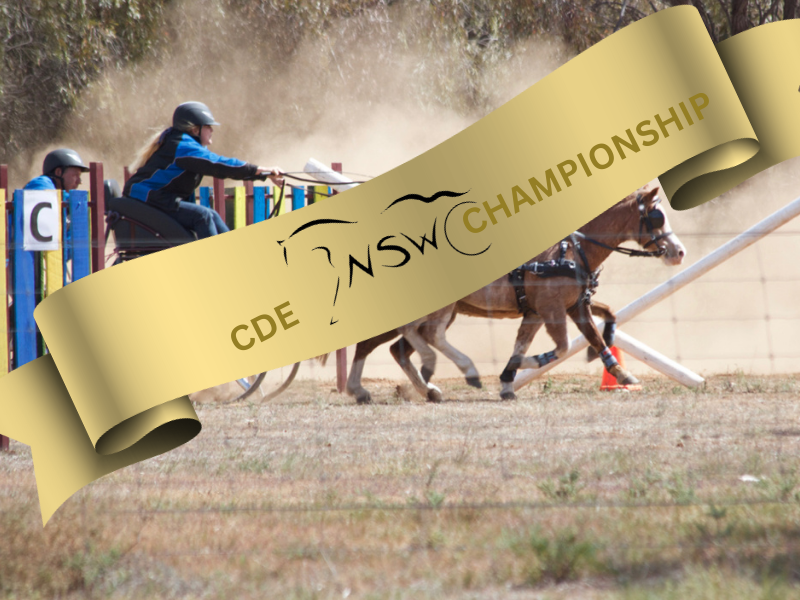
xmin=104 ymin=179 xmax=300 ymax=403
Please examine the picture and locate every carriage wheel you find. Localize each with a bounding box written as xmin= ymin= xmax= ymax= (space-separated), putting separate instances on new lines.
xmin=230 ymin=362 xmax=301 ymax=403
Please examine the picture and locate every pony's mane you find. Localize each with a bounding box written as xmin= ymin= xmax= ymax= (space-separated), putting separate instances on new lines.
xmin=580 ymin=191 xmax=641 ymax=232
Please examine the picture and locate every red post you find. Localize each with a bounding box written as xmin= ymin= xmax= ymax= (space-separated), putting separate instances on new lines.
xmin=89 ymin=163 xmax=105 ymax=273
xmin=0 ymin=165 xmax=8 ymax=450
xmin=213 ymin=177 xmax=226 ymax=221
xmin=332 ymin=162 xmax=347 ymax=393
xmin=244 ymin=180 xmax=254 ymax=226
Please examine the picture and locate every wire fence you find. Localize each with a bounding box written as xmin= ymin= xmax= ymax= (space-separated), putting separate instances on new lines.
xmin=284 ymin=223 xmax=800 ymax=383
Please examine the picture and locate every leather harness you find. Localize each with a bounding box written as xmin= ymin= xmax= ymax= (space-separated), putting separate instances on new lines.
xmin=509 ymin=234 xmax=599 ymax=317
xmin=508 ymin=194 xmax=670 ymax=317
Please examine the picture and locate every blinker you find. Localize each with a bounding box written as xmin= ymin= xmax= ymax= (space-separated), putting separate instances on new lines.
xmin=646 ymin=208 xmax=665 ymax=230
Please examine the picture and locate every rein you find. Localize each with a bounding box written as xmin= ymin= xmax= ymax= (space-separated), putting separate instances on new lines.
xmin=267 ymin=179 xmax=287 ymax=219
xmin=573 ymin=194 xmax=671 ymax=258
xmin=278 ymin=172 xmax=370 ymax=185
xmin=247 ymin=172 xmax=369 ymax=200
xmin=571 ymin=230 xmax=666 ymax=257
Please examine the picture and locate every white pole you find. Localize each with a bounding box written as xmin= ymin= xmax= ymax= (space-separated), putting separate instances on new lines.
xmin=510 ymin=320 xmax=705 ymax=387
xmin=614 ymin=330 xmax=704 ymax=387
xmin=304 ymin=158 xmax=358 ymax=192
xmin=514 ymin=195 xmax=800 ymax=389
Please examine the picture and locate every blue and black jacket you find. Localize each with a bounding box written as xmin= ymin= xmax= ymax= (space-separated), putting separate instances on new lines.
xmin=24 ymin=175 xmax=57 ymax=191
xmin=123 ymin=129 xmax=258 ymax=212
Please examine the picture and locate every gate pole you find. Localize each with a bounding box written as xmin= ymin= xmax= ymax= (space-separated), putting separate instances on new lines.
xmin=0 ymin=166 xmax=8 ymax=450
xmin=89 ymin=163 xmax=105 ymax=273
xmin=213 ymin=178 xmax=226 ymax=220
xmin=0 ymin=165 xmax=9 ymax=370
xmin=244 ymin=180 xmax=254 ymax=225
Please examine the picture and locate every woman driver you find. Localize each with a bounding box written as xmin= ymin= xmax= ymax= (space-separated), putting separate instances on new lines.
xmin=123 ymin=101 xmax=283 ymax=238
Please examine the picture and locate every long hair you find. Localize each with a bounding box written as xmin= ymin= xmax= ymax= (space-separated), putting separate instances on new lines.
xmin=130 ymin=128 xmax=168 ymax=173
xmin=129 ymin=125 xmax=202 ymax=172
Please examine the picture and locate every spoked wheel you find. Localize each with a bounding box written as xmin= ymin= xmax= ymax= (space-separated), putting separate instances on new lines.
xmin=230 ymin=362 xmax=301 ymax=403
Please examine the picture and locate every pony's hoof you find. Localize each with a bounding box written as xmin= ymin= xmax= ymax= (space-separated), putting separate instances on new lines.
xmin=466 ymin=376 xmax=482 ymax=389
xmin=500 ymin=391 xmax=517 ymax=401
xmin=618 ymin=373 xmax=640 ymax=386
xmin=356 ymin=391 xmax=373 ymax=405
xmin=421 ymin=366 xmax=434 ymax=383
xmin=427 ymin=388 xmax=443 ymax=403
xmin=610 ymin=366 xmax=639 ymax=386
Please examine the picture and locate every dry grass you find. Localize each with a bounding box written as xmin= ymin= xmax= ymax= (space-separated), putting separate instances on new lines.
xmin=2 ymin=373 xmax=800 ymax=598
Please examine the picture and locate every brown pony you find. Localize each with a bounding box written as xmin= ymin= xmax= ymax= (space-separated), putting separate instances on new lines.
xmin=346 ymin=185 xmax=686 ymax=403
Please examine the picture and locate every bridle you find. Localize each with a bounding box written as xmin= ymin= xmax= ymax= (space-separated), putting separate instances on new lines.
xmin=572 ymin=193 xmax=672 ymax=258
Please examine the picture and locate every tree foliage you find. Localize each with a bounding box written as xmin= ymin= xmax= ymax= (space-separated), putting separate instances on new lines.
xmin=0 ymin=0 xmax=169 ymax=165
xmin=0 ymin=0 xmax=796 ymax=165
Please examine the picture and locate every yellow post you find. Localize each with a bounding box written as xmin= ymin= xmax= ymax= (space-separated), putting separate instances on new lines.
xmin=312 ymin=185 xmax=328 ymax=204
xmin=44 ymin=190 xmax=63 ymax=297
xmin=44 ymin=250 xmax=63 ymax=297
xmin=233 ymin=186 xmax=246 ymax=229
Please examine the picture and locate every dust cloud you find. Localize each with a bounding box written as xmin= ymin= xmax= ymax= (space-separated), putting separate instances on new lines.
xmin=30 ymin=2 xmax=569 ymax=188
xmin=22 ymin=0 xmax=800 ymax=380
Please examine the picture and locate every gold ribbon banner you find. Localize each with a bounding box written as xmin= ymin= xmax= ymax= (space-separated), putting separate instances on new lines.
xmin=3 ymin=7 xmax=800 ymax=524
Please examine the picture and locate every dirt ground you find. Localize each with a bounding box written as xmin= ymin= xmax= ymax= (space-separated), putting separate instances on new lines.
xmin=2 ymin=373 xmax=800 ymax=599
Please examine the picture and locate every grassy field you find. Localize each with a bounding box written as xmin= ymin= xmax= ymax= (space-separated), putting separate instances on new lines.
xmin=2 ymin=373 xmax=800 ymax=599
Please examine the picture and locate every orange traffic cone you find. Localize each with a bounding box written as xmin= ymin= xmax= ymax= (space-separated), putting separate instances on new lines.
xmin=600 ymin=346 xmax=641 ymax=391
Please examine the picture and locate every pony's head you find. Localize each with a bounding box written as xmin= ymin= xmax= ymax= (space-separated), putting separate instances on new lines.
xmin=635 ymin=188 xmax=686 ymax=266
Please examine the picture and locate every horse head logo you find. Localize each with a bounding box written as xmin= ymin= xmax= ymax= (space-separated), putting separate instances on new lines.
xmin=278 ymin=190 xmax=487 ymax=325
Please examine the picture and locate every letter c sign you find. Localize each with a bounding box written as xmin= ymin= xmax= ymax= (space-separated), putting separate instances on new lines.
xmin=23 ymin=190 xmax=61 ymax=251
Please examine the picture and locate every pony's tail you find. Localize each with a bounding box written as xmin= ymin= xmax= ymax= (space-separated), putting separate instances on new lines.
xmin=314 ymin=353 xmax=331 ymax=366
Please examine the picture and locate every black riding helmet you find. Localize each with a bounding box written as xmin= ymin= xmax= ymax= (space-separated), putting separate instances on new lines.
xmin=172 ymin=101 xmax=220 ymax=131
xmin=43 ymin=149 xmax=90 ymax=175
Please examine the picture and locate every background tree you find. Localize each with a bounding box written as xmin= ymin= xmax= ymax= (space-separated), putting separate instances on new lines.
xmin=0 ymin=0 xmax=795 ymax=168
xmin=0 ymin=0 xmax=167 ymax=166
